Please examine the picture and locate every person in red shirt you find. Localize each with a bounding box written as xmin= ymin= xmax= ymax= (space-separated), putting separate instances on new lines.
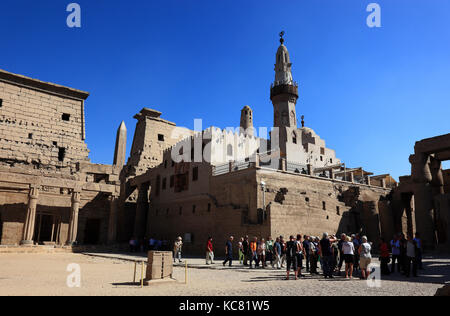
xmin=206 ymin=237 xmax=214 ymax=265
xmin=379 ymin=238 xmax=390 ymax=275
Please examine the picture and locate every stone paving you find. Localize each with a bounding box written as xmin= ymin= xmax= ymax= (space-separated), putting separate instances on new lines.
xmin=0 ymin=252 xmax=448 ymax=296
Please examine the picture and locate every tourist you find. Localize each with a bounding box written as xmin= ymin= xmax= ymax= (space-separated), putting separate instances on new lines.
xmin=331 ymin=236 xmax=339 ymax=273
xmin=249 ymin=237 xmax=258 ymax=269
xmin=337 ymin=233 xmax=346 ymax=276
xmin=302 ymin=235 xmax=311 ymax=273
xmin=258 ymin=238 xmax=266 ymax=268
xmin=129 ymin=237 xmax=137 ymax=253
xmin=399 ymin=233 xmax=408 ymax=274
xmin=280 ymin=236 xmax=287 ymax=268
xmin=405 ymin=235 xmax=418 ymax=277
xmin=390 ymin=234 xmax=401 ymax=273
xmin=173 ymin=236 xmax=183 ymax=263
xmin=142 ymin=237 xmax=148 ymax=252
xmin=309 ymin=237 xmax=319 ymax=275
xmin=274 ymin=237 xmax=282 ymax=269
xmin=296 ymin=234 xmax=305 ymax=277
xmin=285 ymin=235 xmax=300 ymax=280
xmin=352 ymin=234 xmax=361 ymax=276
xmin=319 ymin=232 xmax=336 ymax=279
xmin=342 ymin=235 xmax=355 ymax=279
xmin=238 ymin=237 xmax=245 ymax=264
xmin=379 ymin=238 xmax=391 ymax=275
xmin=414 ymin=233 xmax=423 ymax=270
xmin=243 ymin=235 xmax=249 ymax=266
xmin=206 ymin=236 xmax=214 ymax=265
xmin=223 ymin=236 xmax=234 ymax=267
xmin=358 ymin=236 xmax=372 ymax=280
xmin=266 ymin=237 xmax=274 ymax=268
xmin=149 ymin=237 xmax=156 ymax=251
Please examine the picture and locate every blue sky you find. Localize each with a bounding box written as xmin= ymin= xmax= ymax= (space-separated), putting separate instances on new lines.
xmin=1 ymin=0 xmax=449 ymax=179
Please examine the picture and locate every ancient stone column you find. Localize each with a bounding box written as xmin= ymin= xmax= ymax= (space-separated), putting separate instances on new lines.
xmin=430 ymin=157 xmax=445 ymax=196
xmin=107 ymin=194 xmax=119 ymax=244
xmin=367 ymin=176 xmax=371 ymax=186
xmin=410 ymin=153 xmax=436 ymax=248
xmin=67 ymin=191 xmax=81 ymax=245
xmin=133 ymin=183 xmax=149 ymax=240
xmin=21 ymin=186 xmax=40 ymax=245
xmin=350 ymin=173 xmax=355 ymax=183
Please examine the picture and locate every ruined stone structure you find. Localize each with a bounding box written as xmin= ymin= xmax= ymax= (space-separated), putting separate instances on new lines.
xmin=392 ymin=134 xmax=450 ymax=251
xmin=0 ymin=70 xmax=123 ymax=246
xmin=3 ymin=34 xmax=443 ymax=256
xmin=119 ymin=35 xmax=396 ymax=256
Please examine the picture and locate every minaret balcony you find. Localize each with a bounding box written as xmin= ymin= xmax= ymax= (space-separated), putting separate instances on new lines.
xmin=270 ymin=83 xmax=299 ymax=100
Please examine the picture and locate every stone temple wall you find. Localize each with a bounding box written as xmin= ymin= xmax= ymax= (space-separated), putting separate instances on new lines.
xmin=255 ymin=169 xmax=392 ymax=246
xmin=136 ymin=165 xmax=392 ymax=257
xmin=0 ymin=70 xmax=120 ymax=247
xmin=0 ymin=71 xmax=89 ymax=169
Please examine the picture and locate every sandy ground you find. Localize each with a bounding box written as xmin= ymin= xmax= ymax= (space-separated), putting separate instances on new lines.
xmin=0 ymin=253 xmax=449 ymax=296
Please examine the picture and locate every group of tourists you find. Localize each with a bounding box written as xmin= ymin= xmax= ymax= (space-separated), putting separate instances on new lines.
xmin=128 ymin=236 xmax=172 ymax=253
xmin=166 ymin=231 xmax=424 ymax=280
xmin=380 ymin=232 xmax=423 ymax=277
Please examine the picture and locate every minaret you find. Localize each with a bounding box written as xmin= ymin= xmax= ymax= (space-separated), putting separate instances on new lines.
xmin=271 ymin=31 xmax=299 ymax=129
xmin=240 ymin=105 xmax=254 ymax=136
xmin=113 ymin=121 xmax=127 ymax=167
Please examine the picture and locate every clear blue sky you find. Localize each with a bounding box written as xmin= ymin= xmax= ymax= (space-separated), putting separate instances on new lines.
xmin=1 ymin=0 xmax=449 ymax=179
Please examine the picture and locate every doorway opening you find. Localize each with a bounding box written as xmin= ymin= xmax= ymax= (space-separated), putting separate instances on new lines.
xmin=84 ymin=219 xmax=101 ymax=245
xmin=34 ymin=212 xmax=61 ymax=245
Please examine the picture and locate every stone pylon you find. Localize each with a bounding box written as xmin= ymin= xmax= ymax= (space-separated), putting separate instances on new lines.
xmin=113 ymin=121 xmax=127 ymax=167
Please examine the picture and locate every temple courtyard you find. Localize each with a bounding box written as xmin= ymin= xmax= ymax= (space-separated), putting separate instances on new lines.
xmin=0 ymin=252 xmax=449 ymax=296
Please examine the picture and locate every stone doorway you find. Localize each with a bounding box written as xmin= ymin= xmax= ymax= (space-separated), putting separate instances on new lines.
xmin=34 ymin=212 xmax=61 ymax=245
xmin=84 ymin=218 xmax=101 ymax=245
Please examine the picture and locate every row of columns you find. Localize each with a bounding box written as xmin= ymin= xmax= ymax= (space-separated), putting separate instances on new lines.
xmin=20 ymin=185 xmax=120 ymax=246
xmin=410 ymin=152 xmax=445 ymax=248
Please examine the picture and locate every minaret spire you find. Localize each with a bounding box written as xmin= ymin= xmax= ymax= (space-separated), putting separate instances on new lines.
xmin=271 ymin=31 xmax=299 ymax=129
xmin=274 ymin=31 xmax=294 ymax=87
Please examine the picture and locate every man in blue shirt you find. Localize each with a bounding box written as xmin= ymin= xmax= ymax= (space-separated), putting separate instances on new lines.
xmin=391 ymin=234 xmax=401 ymax=273
xmin=223 ymin=236 xmax=234 ymax=267
xmin=414 ymin=233 xmax=423 ymax=270
xmin=303 ymin=235 xmax=311 ymax=273
xmin=274 ymin=237 xmax=282 ymax=269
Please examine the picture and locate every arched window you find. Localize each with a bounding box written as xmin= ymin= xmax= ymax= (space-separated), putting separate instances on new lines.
xmin=227 ymin=144 xmax=233 ymax=156
xmin=292 ymin=132 xmax=297 ymax=144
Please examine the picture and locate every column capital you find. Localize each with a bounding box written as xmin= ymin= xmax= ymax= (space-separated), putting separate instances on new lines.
xmin=29 ymin=185 xmax=40 ymax=200
xmin=71 ymin=191 xmax=81 ymax=204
